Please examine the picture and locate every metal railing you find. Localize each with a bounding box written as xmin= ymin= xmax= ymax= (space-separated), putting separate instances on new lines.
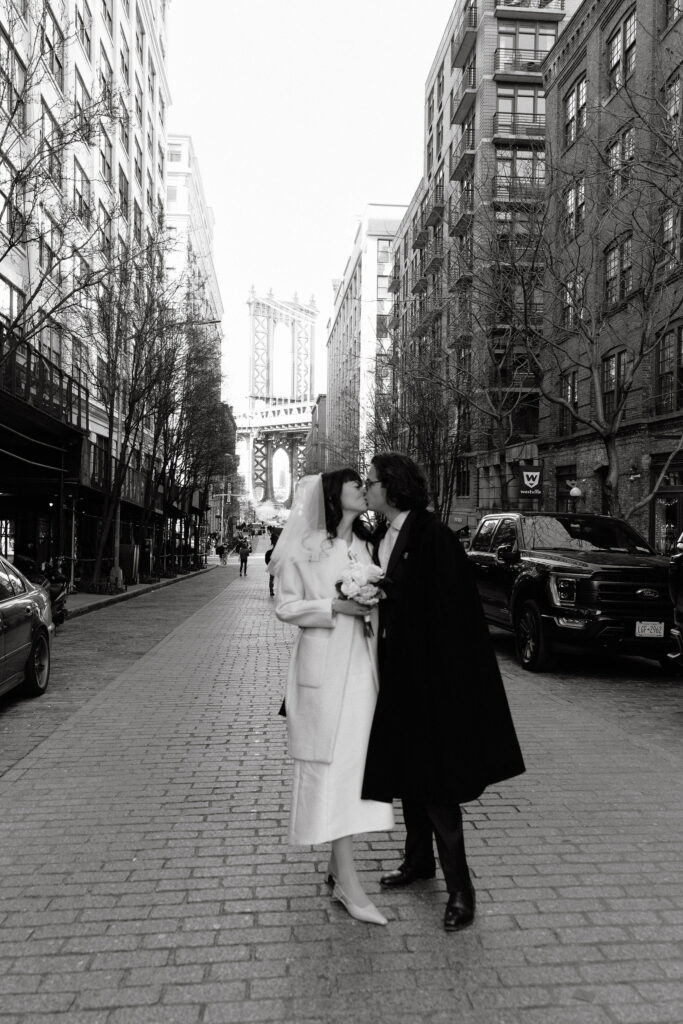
xmin=492 ymin=112 xmax=546 ymax=137
xmin=494 ymin=47 xmax=547 ymax=74
xmin=496 ymin=0 xmax=564 ymax=11
xmin=451 ymin=4 xmax=478 ymax=67
xmin=493 ymin=174 xmax=545 ymax=200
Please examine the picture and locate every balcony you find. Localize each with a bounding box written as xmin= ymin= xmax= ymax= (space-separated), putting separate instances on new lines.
xmin=495 ymin=239 xmax=541 ymax=265
xmin=449 ymin=190 xmax=475 ymax=235
xmin=451 ymin=66 xmax=477 ymax=125
xmin=492 ymin=112 xmax=546 ymax=140
xmin=376 ymin=314 xmax=389 ymax=339
xmin=411 ymin=262 xmax=428 ymax=294
xmin=0 ymin=326 xmax=90 ymax=432
xmin=448 ymin=253 xmax=473 ymax=290
xmin=495 ymin=0 xmax=565 ymax=20
xmin=424 ymin=238 xmax=445 ymax=275
xmin=450 ymin=129 xmax=476 ymax=180
xmin=447 ymin=315 xmax=473 ymax=348
xmin=388 ymin=303 xmax=401 ymax=329
xmin=493 ymin=174 xmax=545 ymax=202
xmin=387 ymin=262 xmax=401 ymax=293
xmin=494 ymin=47 xmax=546 ymax=79
xmin=489 ymin=301 xmax=544 ymax=330
xmin=451 ymin=4 xmax=478 ymax=68
xmin=425 ymin=183 xmax=446 ymax=227
xmin=412 ymin=214 xmax=428 ymax=249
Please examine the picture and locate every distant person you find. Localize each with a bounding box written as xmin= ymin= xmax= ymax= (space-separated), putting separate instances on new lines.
xmin=238 ymin=538 xmax=251 ymax=576
xmin=264 ymin=540 xmax=276 ymax=596
xmin=216 ymin=543 xmax=226 ymax=566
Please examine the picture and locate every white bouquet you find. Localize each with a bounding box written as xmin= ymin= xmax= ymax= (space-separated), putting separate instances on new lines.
xmin=336 ymin=553 xmax=385 ymax=636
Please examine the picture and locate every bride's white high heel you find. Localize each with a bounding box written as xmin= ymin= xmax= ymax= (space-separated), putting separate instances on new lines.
xmin=332 ymin=882 xmax=388 ymax=925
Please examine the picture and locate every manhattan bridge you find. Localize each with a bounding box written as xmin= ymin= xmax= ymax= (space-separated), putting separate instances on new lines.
xmin=235 ymin=289 xmax=317 ymax=511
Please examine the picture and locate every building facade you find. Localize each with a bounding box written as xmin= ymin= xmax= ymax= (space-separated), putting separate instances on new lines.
xmin=540 ymin=0 xmax=683 ymax=549
xmin=388 ymin=0 xmax=580 ymax=527
xmin=325 ymin=203 xmax=406 ymax=470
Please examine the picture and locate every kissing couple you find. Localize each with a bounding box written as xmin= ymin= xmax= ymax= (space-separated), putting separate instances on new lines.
xmin=269 ymin=452 xmax=525 ymax=929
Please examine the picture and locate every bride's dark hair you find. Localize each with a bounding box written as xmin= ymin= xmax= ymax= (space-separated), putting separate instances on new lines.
xmin=322 ymin=468 xmax=372 ymax=541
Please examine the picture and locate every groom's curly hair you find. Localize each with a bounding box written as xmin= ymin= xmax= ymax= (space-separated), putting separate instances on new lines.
xmin=371 ymin=453 xmax=429 ymax=512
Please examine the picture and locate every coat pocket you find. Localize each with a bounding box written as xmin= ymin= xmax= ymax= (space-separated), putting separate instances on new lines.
xmin=295 ymin=633 xmax=328 ymax=688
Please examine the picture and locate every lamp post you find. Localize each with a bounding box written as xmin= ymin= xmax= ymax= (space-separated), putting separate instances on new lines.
xmin=569 ymin=484 xmax=582 ymax=513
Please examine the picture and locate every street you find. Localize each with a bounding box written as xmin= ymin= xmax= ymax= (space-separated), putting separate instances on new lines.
xmin=0 ymin=547 xmax=682 ymax=1024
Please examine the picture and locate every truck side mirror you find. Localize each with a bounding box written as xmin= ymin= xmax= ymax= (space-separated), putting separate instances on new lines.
xmin=497 ymin=544 xmax=520 ymax=563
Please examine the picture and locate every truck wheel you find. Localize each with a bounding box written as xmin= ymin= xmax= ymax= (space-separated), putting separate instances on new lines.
xmin=515 ymin=600 xmax=550 ymax=672
xmin=23 ymin=631 xmax=51 ymax=697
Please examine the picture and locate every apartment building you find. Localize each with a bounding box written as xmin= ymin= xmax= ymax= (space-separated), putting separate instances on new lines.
xmin=326 ymin=203 xmax=406 ymax=470
xmin=540 ymin=0 xmax=683 ymax=549
xmin=388 ymin=0 xmax=579 ymax=527
xmin=0 ymin=0 xmax=172 ymax=573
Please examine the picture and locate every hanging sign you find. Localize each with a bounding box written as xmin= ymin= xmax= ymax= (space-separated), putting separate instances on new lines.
xmin=519 ymin=464 xmax=543 ymax=497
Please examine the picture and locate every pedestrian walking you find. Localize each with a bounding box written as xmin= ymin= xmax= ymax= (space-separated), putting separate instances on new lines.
xmin=216 ymin=543 xmax=226 ymax=566
xmin=270 ymin=470 xmax=393 ymax=926
xmin=264 ymin=540 xmax=276 ymax=596
xmin=363 ymin=452 xmax=525 ymax=932
xmin=238 ymin=538 xmax=250 ymax=576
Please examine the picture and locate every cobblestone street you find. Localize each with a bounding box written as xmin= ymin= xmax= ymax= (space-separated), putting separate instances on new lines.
xmin=1 ymin=550 xmax=682 ymax=1023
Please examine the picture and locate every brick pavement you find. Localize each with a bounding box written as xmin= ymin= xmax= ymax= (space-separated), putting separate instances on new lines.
xmin=0 ymin=562 xmax=682 ymax=1023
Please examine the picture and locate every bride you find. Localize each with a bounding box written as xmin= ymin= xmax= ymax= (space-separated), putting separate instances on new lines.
xmin=270 ymin=469 xmax=393 ymax=925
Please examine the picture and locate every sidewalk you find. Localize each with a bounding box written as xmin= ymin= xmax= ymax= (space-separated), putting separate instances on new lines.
xmin=66 ymin=561 xmax=221 ymax=619
xmin=0 ymin=572 xmax=682 ymax=1022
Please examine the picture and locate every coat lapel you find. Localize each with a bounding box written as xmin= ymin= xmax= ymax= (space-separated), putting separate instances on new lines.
xmin=386 ymin=511 xmax=414 ymax=580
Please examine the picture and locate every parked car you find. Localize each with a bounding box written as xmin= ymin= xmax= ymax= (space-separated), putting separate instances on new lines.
xmin=0 ymin=555 xmax=54 ymax=699
xmin=668 ymin=536 xmax=683 ymax=663
xmin=466 ymin=512 xmax=675 ymax=671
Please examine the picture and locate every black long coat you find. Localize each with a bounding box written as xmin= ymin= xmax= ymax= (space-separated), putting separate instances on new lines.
xmin=362 ymin=509 xmax=525 ymax=805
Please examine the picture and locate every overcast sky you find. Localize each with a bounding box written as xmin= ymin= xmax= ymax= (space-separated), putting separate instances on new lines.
xmin=167 ymin=0 xmax=456 ymax=406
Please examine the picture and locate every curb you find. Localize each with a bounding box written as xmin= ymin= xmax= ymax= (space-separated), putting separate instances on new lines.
xmin=65 ymin=565 xmax=220 ymax=620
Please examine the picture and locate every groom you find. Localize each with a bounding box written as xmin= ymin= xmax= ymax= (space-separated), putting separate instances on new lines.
xmin=362 ymin=452 xmax=525 ymax=931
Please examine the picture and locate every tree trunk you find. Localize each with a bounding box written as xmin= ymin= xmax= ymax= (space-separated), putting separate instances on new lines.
xmin=603 ymin=435 xmax=621 ymax=516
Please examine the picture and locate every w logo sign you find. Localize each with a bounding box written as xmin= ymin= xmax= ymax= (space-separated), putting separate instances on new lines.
xmin=519 ymin=465 xmax=543 ymax=496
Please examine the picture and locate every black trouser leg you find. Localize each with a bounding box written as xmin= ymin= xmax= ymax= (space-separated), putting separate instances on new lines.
xmin=425 ymin=803 xmax=472 ymax=895
xmin=401 ymin=798 xmax=437 ymax=871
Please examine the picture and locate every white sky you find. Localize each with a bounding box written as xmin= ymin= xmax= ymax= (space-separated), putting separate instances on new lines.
xmin=167 ymin=0 xmax=456 ymax=407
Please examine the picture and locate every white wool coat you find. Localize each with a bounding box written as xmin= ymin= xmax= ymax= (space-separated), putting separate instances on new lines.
xmin=275 ymin=536 xmax=379 ymax=764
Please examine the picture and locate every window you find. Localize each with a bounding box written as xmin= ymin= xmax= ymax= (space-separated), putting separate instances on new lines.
xmin=455 ymin=459 xmax=470 ymax=497
xmin=134 ymin=74 xmax=143 ymax=122
xmin=602 ymin=350 xmax=626 ymax=416
xmin=148 ymin=58 xmax=156 ymax=104
xmin=169 ymin=145 xmax=182 ymax=162
xmin=99 ymin=43 xmax=112 ymax=108
xmin=0 ymin=29 xmax=26 ymax=127
xmin=427 ymin=87 xmax=434 ymax=124
xmin=564 ymin=178 xmax=585 ymax=238
xmin=159 ymin=93 xmax=165 ymax=128
xmin=120 ymin=31 xmax=130 ymax=84
xmin=377 ymin=238 xmax=392 ymax=264
xmin=146 ymin=171 xmax=153 ymax=209
xmin=101 ymin=0 xmax=113 ymax=37
xmin=146 ymin=114 xmax=154 ymax=155
xmin=0 ymin=273 xmax=25 ymax=327
xmin=43 ymin=6 xmax=64 ymax=90
xmin=564 ymin=76 xmax=586 ymax=146
xmin=606 ymin=126 xmax=634 ymax=197
xmin=662 ymin=207 xmax=682 ymax=269
xmin=655 ymin=330 xmax=682 ymax=413
xmin=426 ymin=137 xmax=434 ymax=174
xmin=133 ymin=199 xmax=142 ymax=243
xmin=74 ymin=69 xmax=91 ymax=138
xmin=497 ymin=84 xmax=545 ymax=127
xmin=666 ymin=0 xmax=682 ymax=25
xmin=559 ymin=369 xmax=578 ymax=435
xmin=134 ymin=137 xmax=142 ymax=184
xmin=471 ymin=518 xmax=498 ymax=552
xmin=99 ymin=124 xmax=112 ymax=186
xmin=118 ymin=167 xmax=129 ymax=220
xmin=166 ymin=184 xmax=177 ymax=202
xmin=437 ymin=63 xmax=444 ymax=107
xmin=665 ymin=74 xmax=681 ymax=143
xmin=40 ymin=319 xmax=62 ymax=365
xmin=98 ymin=202 xmax=112 ymax=257
xmin=41 ymin=101 xmax=62 ymax=185
xmin=0 ymin=157 xmax=24 ymax=243
xmin=73 ymin=158 xmax=91 ymax=226
xmin=605 ymin=236 xmax=632 ymax=305
xmin=39 ymin=210 xmax=62 ymax=282
xmin=157 ymin=142 xmax=164 ymax=180
xmin=75 ymin=0 xmax=92 ymax=59
xmin=607 ymin=10 xmax=636 ymax=95
xmin=436 ymin=115 xmax=443 ymax=154
xmin=135 ymin=5 xmax=145 ymax=63
xmin=562 ymin=272 xmax=584 ymax=328
xmin=120 ymin=110 xmax=130 ymax=153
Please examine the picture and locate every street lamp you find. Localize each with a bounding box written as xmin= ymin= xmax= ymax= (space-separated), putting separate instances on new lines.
xmin=569 ymin=484 xmax=582 ymax=512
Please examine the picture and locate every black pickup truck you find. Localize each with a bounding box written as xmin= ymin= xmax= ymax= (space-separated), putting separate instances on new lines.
xmin=466 ymin=512 xmax=675 ymax=671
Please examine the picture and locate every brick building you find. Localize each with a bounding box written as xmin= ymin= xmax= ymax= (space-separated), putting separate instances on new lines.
xmin=541 ymin=0 xmax=683 ymax=550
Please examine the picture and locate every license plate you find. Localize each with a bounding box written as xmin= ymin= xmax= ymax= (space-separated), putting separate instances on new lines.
xmin=635 ymin=621 xmax=665 ymax=638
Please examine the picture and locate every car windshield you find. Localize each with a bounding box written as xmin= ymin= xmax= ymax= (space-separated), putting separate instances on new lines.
xmin=520 ymin=516 xmax=652 ymax=554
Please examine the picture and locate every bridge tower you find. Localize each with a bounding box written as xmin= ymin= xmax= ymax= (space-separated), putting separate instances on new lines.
xmin=236 ymin=290 xmax=317 ymax=510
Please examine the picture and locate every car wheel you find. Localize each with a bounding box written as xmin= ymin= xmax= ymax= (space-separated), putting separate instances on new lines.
xmin=515 ymin=600 xmax=550 ymax=672
xmin=23 ymin=631 xmax=50 ymax=697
